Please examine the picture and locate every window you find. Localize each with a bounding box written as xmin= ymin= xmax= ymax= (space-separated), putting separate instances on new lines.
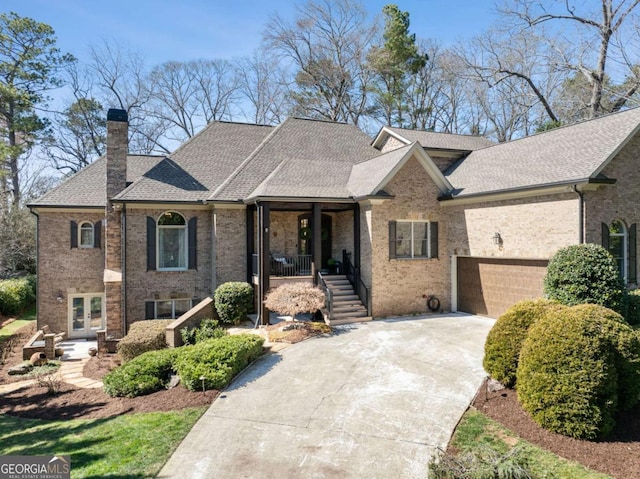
xmin=79 ymin=222 xmax=94 ymax=248
xmin=145 ymin=298 xmax=193 ymax=319
xmin=389 ymin=220 xmax=438 ymax=259
xmin=157 ymin=211 xmax=187 ymax=270
xmin=602 ymin=220 xmax=637 ymax=284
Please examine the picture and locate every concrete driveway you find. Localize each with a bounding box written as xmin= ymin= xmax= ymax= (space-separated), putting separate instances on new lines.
xmin=158 ymin=313 xmax=494 ymax=479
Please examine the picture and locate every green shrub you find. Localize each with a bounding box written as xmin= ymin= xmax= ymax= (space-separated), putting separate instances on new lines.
xmin=483 ymin=299 xmax=566 ymax=388
xmin=0 ymin=276 xmax=36 ymax=315
xmin=103 ymin=348 xmax=181 ymax=397
xmin=117 ymin=320 xmax=173 ymax=362
xmin=176 ymin=334 xmax=264 ymax=391
xmin=516 ymin=304 xmax=640 ymax=439
xmin=214 ymin=282 xmax=254 ymax=325
xmin=626 ymin=289 xmax=640 ymax=326
xmin=543 ymin=244 xmax=626 ymax=315
xmin=180 ymin=318 xmax=227 ymax=345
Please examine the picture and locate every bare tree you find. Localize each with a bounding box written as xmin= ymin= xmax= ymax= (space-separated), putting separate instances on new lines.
xmin=500 ymin=0 xmax=640 ymax=118
xmin=236 ymin=53 xmax=290 ymax=125
xmin=263 ymin=0 xmax=377 ymax=125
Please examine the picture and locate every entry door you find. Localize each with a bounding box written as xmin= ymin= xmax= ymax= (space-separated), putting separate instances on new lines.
xmin=69 ymin=294 xmax=105 ymax=338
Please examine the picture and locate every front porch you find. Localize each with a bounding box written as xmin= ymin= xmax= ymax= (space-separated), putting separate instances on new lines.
xmin=246 ymin=201 xmax=370 ymax=325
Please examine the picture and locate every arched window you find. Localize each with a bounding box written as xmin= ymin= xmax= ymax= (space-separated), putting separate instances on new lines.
xmin=608 ymin=220 xmax=627 ymax=282
xmin=79 ymin=221 xmax=94 ymax=248
xmin=157 ymin=211 xmax=187 ymax=270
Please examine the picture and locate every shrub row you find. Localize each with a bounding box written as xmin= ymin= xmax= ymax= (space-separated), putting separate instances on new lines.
xmin=0 ymin=275 xmax=36 ymax=316
xmin=117 ymin=319 xmax=174 ymax=362
xmin=180 ymin=318 xmax=227 ymax=345
xmin=103 ymin=334 xmax=265 ymax=397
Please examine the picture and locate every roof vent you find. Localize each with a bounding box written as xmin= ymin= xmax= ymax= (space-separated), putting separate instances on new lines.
xmin=107 ymin=108 xmax=128 ymax=122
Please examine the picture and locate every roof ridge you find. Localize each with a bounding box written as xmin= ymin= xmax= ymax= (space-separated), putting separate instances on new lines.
xmin=389 ymin=126 xmax=489 ymax=139
xmin=288 ymin=116 xmax=349 ymax=125
xmin=209 ymin=120 xmax=288 ymax=200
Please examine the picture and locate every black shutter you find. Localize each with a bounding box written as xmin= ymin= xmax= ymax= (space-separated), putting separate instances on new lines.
xmin=147 ymin=216 xmax=156 ymax=271
xmin=94 ymin=221 xmax=102 ymax=248
xmin=145 ymin=301 xmax=155 ymax=319
xmin=389 ymin=221 xmax=397 ymax=260
xmin=70 ymin=221 xmax=78 ymax=248
xmin=430 ymin=222 xmax=439 ymax=259
xmin=602 ymin=222 xmax=610 ymax=250
xmin=629 ymin=223 xmax=637 ymax=284
xmin=188 ymin=216 xmax=197 ymax=270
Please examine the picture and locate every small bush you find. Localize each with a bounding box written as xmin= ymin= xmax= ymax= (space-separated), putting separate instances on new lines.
xmin=516 ymin=304 xmax=639 ymax=439
xmin=429 ymin=445 xmax=532 ymax=479
xmin=264 ymin=282 xmax=325 ymax=320
xmin=0 ymin=276 xmax=36 ymax=315
xmin=176 ymin=334 xmax=264 ymax=391
xmin=180 ymin=318 xmax=227 ymax=345
xmin=543 ymin=244 xmax=626 ymax=315
xmin=626 ymin=289 xmax=640 ymax=326
xmin=117 ymin=320 xmax=173 ymax=362
xmin=214 ymin=282 xmax=254 ymax=325
xmin=483 ymin=299 xmax=566 ymax=388
xmin=103 ymin=348 xmax=181 ymax=397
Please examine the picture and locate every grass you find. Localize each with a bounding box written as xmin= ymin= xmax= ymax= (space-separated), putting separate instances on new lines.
xmin=0 ymin=304 xmax=36 ymax=343
xmin=447 ymin=409 xmax=612 ymax=479
xmin=0 ymin=407 xmax=206 ymax=478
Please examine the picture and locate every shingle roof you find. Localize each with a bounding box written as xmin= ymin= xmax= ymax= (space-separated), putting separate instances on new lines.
xmin=215 ymin=118 xmax=380 ymax=201
xmin=446 ymin=107 xmax=640 ymax=197
xmin=348 ymin=144 xmax=413 ymax=197
xmin=114 ymin=121 xmax=273 ymax=202
xmin=30 ymin=155 xmax=164 ymax=207
xmin=386 ymin=127 xmax=494 ymax=151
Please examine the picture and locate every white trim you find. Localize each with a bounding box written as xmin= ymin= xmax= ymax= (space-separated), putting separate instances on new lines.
xmin=78 ymin=221 xmax=94 ymax=248
xmin=157 ymin=211 xmax=188 ymax=271
xmin=30 ymin=207 xmax=104 ymax=214
xmin=68 ymin=293 xmax=106 ymax=338
xmin=371 ymin=126 xmax=412 ymax=149
xmin=439 ymin=184 xmax=585 ymax=206
xmin=608 ymin=220 xmax=628 ymax=283
xmin=394 ymin=219 xmax=432 ymax=259
xmin=125 ymin=202 xmax=211 ymax=210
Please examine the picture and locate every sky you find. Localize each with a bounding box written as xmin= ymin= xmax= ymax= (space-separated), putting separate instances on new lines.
xmin=3 ymin=0 xmax=499 ymax=66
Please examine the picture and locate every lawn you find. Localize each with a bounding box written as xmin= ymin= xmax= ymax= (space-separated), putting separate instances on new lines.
xmin=0 ymin=304 xmax=36 ymax=342
xmin=445 ymin=408 xmax=611 ymax=479
xmin=0 ymin=407 xmax=206 ymax=478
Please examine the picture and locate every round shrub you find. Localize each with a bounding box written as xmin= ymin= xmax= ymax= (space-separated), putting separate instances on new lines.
xmin=543 ymin=244 xmax=626 ymax=315
xmin=483 ymin=298 xmax=566 ymax=387
xmin=176 ymin=334 xmax=264 ymax=391
xmin=103 ymin=347 xmax=181 ymax=397
xmin=117 ymin=319 xmax=173 ymax=362
xmin=516 ymin=304 xmax=638 ymax=439
xmin=214 ymin=282 xmax=254 ymax=325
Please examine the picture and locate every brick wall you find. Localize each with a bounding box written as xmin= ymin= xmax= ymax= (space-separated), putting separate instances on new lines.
xmin=584 ymin=133 xmax=640 ymax=285
xmin=124 ymin=208 xmax=212 ymax=328
xmin=37 ymin=211 xmax=105 ymax=333
xmin=446 ymin=193 xmax=580 ymax=259
xmin=214 ymin=207 xmax=246 ymax=286
xmin=367 ymin=156 xmax=449 ymax=317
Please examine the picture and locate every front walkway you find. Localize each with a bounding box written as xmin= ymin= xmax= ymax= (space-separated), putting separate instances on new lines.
xmin=159 ymin=313 xmax=494 ymax=479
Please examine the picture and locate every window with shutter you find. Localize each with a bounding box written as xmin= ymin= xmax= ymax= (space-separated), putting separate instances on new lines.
xmin=70 ymin=221 xmax=78 ymax=248
xmin=188 ymin=216 xmax=197 ymax=270
xmin=94 ymin=221 xmax=102 ymax=248
xmin=629 ymin=223 xmax=637 ymax=284
xmin=390 ymin=220 xmax=438 ymax=259
xmin=147 ymin=216 xmax=156 ymax=271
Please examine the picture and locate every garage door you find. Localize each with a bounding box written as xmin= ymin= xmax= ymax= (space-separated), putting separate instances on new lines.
xmin=456 ymin=257 xmax=549 ymax=318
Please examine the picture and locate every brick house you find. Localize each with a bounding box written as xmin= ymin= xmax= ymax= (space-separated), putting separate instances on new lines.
xmin=29 ymin=107 xmax=640 ymax=338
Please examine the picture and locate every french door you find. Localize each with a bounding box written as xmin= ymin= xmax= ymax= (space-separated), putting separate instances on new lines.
xmin=68 ymin=294 xmax=105 ymax=338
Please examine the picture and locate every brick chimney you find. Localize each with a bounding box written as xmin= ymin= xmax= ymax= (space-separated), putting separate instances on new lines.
xmin=104 ymin=108 xmax=128 ymax=338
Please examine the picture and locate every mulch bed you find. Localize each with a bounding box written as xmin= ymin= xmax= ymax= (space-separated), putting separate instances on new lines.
xmin=0 ymin=321 xmax=36 ymax=384
xmin=0 ymin=323 xmax=216 ymax=421
xmin=472 ymin=378 xmax=640 ymax=479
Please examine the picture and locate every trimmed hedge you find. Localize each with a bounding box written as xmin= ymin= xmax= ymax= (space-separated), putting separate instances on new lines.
xmin=176 ymin=334 xmax=264 ymax=391
xmin=517 ymin=304 xmax=640 ymax=439
xmin=626 ymin=289 xmax=640 ymax=326
xmin=180 ymin=318 xmax=227 ymax=345
xmin=483 ymin=299 xmax=566 ymax=388
xmin=103 ymin=347 xmax=181 ymax=397
xmin=117 ymin=320 xmax=173 ymax=362
xmin=214 ymin=282 xmax=254 ymax=325
xmin=543 ymin=244 xmax=626 ymax=315
xmin=0 ymin=275 xmax=36 ymax=315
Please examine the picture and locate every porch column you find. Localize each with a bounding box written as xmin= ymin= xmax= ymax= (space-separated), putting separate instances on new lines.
xmin=258 ymin=202 xmax=270 ymax=325
xmin=354 ymin=203 xmax=361 ymax=273
xmin=246 ymin=204 xmax=255 ymax=284
xmin=312 ymin=203 xmax=322 ymax=285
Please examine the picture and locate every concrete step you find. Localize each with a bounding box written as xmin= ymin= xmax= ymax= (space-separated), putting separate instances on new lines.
xmin=327 ymin=316 xmax=373 ymax=326
xmin=324 ymin=279 xmax=351 ymax=286
xmin=327 ymin=285 xmax=354 ymax=293
xmin=332 ymin=310 xmax=369 ymax=319
xmin=332 ymin=304 xmax=367 ymax=312
xmin=331 ymin=290 xmax=357 ymax=297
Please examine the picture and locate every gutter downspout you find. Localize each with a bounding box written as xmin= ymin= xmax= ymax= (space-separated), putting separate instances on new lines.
xmin=211 ymin=207 xmax=217 ymax=295
xmin=121 ymin=205 xmax=127 ymax=335
xmin=30 ymin=208 xmax=39 ymax=327
xmin=572 ymin=185 xmax=585 ymax=244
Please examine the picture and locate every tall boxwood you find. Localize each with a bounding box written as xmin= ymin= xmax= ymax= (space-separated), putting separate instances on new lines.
xmin=483 ymin=299 xmax=565 ymax=388
xmin=543 ymin=244 xmax=626 ymax=315
xmin=214 ymin=282 xmax=254 ymax=325
xmin=0 ymin=276 xmax=36 ymax=315
xmin=517 ymin=304 xmax=640 ymax=439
